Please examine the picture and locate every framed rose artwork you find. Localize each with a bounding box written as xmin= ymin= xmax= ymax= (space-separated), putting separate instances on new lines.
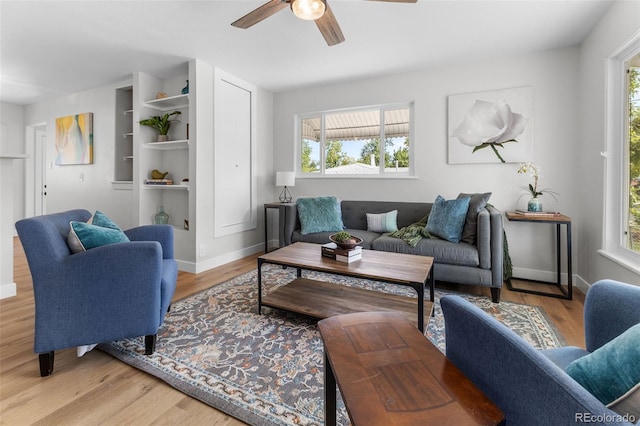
xmin=448 ymin=86 xmax=533 ymax=164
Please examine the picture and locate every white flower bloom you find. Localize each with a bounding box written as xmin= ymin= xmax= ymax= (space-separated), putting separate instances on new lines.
xmin=453 ymin=98 xmax=527 ymax=147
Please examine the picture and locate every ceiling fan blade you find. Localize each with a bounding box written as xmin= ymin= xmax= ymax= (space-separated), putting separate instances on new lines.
xmin=231 ymin=0 xmax=289 ymax=29
xmin=315 ymin=4 xmax=345 ymax=46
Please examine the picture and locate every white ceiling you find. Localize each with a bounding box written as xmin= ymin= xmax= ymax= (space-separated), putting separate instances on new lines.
xmin=0 ymin=0 xmax=614 ymax=106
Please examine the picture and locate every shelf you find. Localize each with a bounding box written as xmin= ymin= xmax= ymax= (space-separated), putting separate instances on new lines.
xmin=124 ymin=156 xmax=133 ymax=160
xmin=144 ymin=94 xmax=189 ymax=111
xmin=124 ymin=109 xmax=133 ymax=115
xmin=143 ymin=184 xmax=189 ymax=191
xmin=111 ymin=181 xmax=133 ymax=191
xmin=124 ymin=132 xmax=133 ymax=138
xmin=144 ymin=139 xmax=189 ymax=150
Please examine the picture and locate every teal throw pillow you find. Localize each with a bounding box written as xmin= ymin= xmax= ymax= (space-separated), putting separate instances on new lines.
xmin=297 ymin=196 xmax=344 ymax=235
xmin=92 ymin=210 xmax=122 ymax=230
xmin=457 ymin=192 xmax=491 ymax=244
xmin=67 ymin=211 xmax=130 ymax=253
xmin=425 ymin=195 xmax=470 ymax=243
xmin=565 ymin=323 xmax=640 ymax=406
xmin=367 ymin=210 xmax=399 ymax=233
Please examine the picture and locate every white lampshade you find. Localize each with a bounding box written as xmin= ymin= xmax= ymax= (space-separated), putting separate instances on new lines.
xmin=290 ymin=0 xmax=326 ymax=21
xmin=276 ymin=171 xmax=296 ymax=187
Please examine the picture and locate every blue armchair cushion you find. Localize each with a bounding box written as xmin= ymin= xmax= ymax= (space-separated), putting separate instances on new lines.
xmin=297 ymin=196 xmax=344 ymax=235
xmin=566 ymin=323 xmax=640 ymax=406
xmin=67 ymin=221 xmax=130 ymax=253
xmin=426 ymin=195 xmax=470 ymax=243
xmin=366 ymin=210 xmax=398 ymax=233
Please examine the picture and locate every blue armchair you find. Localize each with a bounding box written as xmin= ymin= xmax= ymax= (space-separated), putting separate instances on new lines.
xmin=441 ymin=280 xmax=640 ymax=426
xmin=15 ymin=209 xmax=178 ymax=377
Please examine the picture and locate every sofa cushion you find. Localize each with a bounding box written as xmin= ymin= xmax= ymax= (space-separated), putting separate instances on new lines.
xmin=565 ymin=323 xmax=640 ymax=406
xmin=458 ymin=192 xmax=491 ymax=245
xmin=426 ymin=195 xmax=470 ymax=243
xmin=297 ymin=196 xmax=345 ymax=235
xmin=366 ymin=210 xmax=398 ymax=233
xmin=371 ymin=234 xmax=479 ymax=267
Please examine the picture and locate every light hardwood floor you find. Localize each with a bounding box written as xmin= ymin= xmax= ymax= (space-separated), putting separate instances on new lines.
xmin=1 ymin=238 xmax=586 ymax=425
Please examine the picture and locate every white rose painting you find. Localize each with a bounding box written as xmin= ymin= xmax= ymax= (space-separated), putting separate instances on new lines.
xmin=448 ymin=86 xmax=533 ymax=164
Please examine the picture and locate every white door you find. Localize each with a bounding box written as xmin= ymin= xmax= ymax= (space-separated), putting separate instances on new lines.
xmin=34 ymin=129 xmax=46 ymax=215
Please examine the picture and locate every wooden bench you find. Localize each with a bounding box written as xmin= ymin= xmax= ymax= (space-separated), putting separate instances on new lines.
xmin=318 ymin=311 xmax=504 ymax=425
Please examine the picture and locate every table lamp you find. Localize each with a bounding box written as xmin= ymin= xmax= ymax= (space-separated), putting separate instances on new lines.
xmin=276 ymin=171 xmax=295 ymax=203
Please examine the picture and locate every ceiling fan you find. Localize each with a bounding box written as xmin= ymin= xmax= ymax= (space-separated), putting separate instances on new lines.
xmin=231 ymin=0 xmax=417 ymax=47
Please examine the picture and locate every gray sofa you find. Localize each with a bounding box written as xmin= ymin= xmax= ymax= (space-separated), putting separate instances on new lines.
xmin=281 ymin=200 xmax=504 ymax=302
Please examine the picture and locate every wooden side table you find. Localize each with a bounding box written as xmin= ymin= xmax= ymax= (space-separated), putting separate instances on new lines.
xmin=318 ymin=311 xmax=504 ymax=426
xmin=505 ymin=212 xmax=572 ymax=299
xmin=263 ymin=202 xmax=293 ymax=253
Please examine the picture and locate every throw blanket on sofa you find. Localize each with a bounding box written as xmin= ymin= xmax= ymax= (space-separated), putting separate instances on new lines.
xmin=389 ymin=211 xmax=513 ymax=280
xmin=389 ymin=214 xmax=431 ymax=247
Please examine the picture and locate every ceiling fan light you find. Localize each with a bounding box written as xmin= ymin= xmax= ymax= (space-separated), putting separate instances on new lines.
xmin=291 ymin=0 xmax=326 ymax=21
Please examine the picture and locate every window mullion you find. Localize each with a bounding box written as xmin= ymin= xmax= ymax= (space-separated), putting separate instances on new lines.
xmin=379 ymin=108 xmax=385 ymax=174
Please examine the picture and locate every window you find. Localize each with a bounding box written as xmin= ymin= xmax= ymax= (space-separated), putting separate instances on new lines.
xmin=297 ymin=103 xmax=414 ymax=176
xmin=602 ymin=36 xmax=640 ymax=272
xmin=626 ymin=57 xmax=640 ymax=253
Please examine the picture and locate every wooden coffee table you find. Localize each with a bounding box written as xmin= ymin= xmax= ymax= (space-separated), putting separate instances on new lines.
xmin=318 ymin=311 xmax=505 ymax=425
xmin=257 ymin=242 xmax=434 ymax=331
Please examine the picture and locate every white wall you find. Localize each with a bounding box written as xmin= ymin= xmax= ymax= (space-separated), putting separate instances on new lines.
xmin=23 ymin=82 xmax=135 ymax=229
xmin=274 ymin=47 xmax=582 ymax=284
xmin=0 ymin=102 xmax=26 ymax=223
xmin=19 ymin=65 xmax=274 ymax=273
xmin=578 ymin=0 xmax=640 ymax=286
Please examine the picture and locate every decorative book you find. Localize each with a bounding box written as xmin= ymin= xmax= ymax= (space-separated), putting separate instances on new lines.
xmin=514 ymin=210 xmax=560 ymax=217
xmin=321 ymin=242 xmax=362 ymax=262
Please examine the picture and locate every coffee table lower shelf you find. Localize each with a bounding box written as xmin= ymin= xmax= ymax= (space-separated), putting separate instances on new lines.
xmin=261 ymin=277 xmax=433 ymax=329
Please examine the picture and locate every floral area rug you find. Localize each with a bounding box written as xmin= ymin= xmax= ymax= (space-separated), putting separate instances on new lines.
xmin=98 ymin=264 xmax=564 ymax=426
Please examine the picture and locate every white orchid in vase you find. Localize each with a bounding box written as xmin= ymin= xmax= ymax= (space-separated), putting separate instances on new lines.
xmin=453 ymin=98 xmax=527 ymax=163
xmin=517 ymin=162 xmax=558 ymax=211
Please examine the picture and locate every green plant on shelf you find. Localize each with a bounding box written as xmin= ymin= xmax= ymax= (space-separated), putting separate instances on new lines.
xmin=139 ymin=111 xmax=181 ymax=136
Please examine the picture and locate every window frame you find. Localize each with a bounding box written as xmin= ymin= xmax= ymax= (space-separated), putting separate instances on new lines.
xmin=601 ymin=33 xmax=640 ymax=274
xmin=295 ymin=101 xmax=415 ymax=178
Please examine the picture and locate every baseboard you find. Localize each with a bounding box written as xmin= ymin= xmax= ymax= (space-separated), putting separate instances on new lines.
xmin=0 ymin=282 xmax=17 ymax=299
xmin=511 ymin=267 xmax=591 ymax=296
xmin=176 ymin=243 xmax=265 ymax=274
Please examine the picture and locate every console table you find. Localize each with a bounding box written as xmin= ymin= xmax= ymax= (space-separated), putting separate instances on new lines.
xmin=318 ymin=311 xmax=504 ymax=425
xmin=263 ymin=202 xmax=294 ymax=253
xmin=505 ymin=212 xmax=572 ymax=299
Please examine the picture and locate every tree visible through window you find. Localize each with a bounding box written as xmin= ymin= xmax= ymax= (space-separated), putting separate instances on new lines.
xmin=298 ymin=104 xmax=413 ymax=176
xmin=627 ymin=62 xmax=640 ymax=252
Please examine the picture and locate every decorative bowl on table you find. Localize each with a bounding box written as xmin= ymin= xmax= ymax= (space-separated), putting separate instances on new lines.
xmin=329 ymin=233 xmax=363 ymax=250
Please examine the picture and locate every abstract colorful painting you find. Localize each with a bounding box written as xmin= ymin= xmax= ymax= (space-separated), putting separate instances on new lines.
xmin=448 ymin=86 xmax=533 ymax=164
xmin=55 ymin=112 xmax=93 ymax=165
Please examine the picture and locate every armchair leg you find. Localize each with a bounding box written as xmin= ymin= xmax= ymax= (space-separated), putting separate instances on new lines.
xmin=490 ymin=287 xmax=501 ymax=303
xmin=39 ymin=351 xmax=54 ymax=377
xmin=145 ymin=334 xmax=157 ymax=355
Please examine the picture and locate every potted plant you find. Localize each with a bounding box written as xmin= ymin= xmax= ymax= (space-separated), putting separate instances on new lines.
xmin=140 ymin=111 xmax=181 ymax=142
xmin=330 ymin=231 xmax=363 ymax=250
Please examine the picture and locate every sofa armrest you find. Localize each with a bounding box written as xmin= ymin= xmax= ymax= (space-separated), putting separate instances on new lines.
xmin=282 ymin=203 xmax=298 ymax=246
xmin=584 ymin=280 xmax=640 ymax=352
xmin=441 ymin=295 xmax=630 ymax=426
xmin=125 ymin=224 xmax=174 ymax=259
xmin=476 ymin=205 xmax=503 ymax=289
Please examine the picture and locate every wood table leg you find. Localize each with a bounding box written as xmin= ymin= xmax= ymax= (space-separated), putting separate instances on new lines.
xmin=324 ymin=350 xmax=337 ymax=426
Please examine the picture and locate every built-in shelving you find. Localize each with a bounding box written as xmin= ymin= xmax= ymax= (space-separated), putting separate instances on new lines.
xmin=114 ymin=85 xmax=134 ymax=184
xmin=144 ymin=139 xmax=189 ymax=150
xmin=144 ymin=94 xmax=189 ymax=111
xmin=143 ymin=184 xmax=189 ymax=191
